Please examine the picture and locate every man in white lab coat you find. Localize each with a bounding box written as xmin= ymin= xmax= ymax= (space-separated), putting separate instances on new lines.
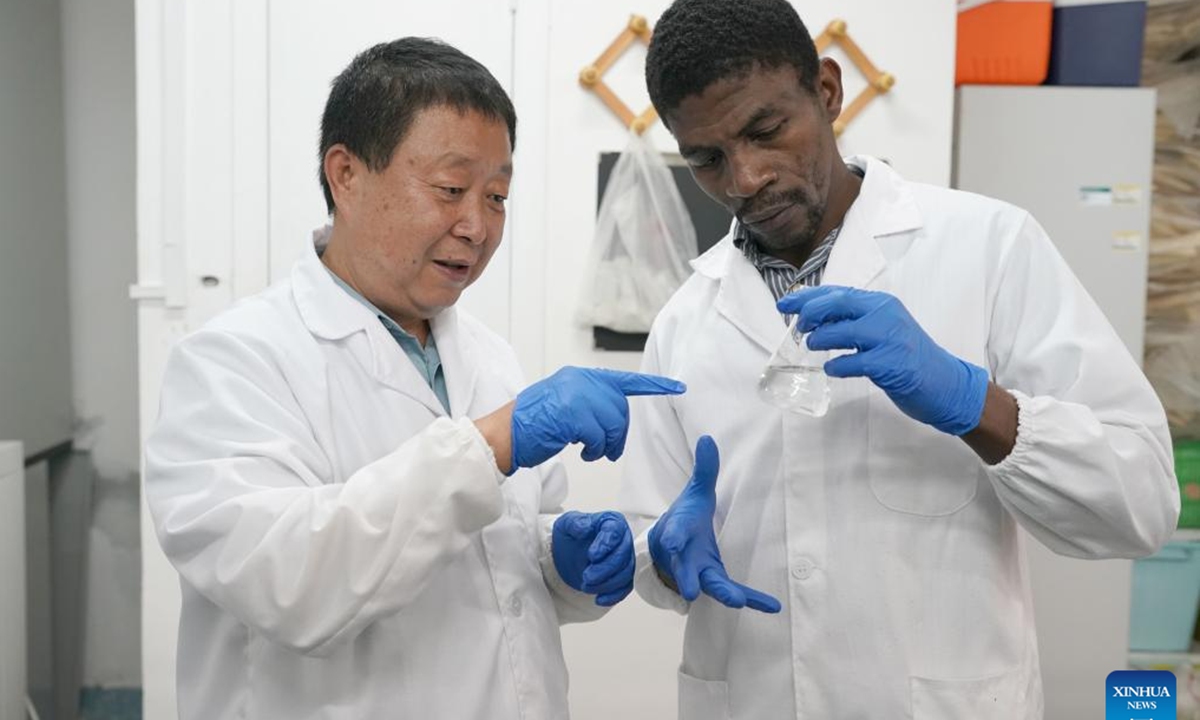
xmin=617 ymin=1 xmax=1181 ymax=718
xmin=145 ymin=38 xmax=683 ymax=720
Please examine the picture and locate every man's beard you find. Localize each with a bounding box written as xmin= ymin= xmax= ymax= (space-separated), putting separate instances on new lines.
xmin=742 ymin=190 xmax=827 ymax=254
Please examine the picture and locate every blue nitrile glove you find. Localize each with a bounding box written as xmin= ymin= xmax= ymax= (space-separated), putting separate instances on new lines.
xmin=648 ymin=436 xmax=782 ymax=613
xmin=777 ymin=285 xmax=989 ymax=436
xmin=552 ymin=510 xmax=636 ymax=606
xmin=510 ymin=367 xmax=685 ymax=473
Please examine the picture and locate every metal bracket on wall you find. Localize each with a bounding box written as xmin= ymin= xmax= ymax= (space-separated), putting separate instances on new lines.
xmin=813 ymin=19 xmax=895 ymax=137
xmin=579 ymin=14 xmax=659 ymax=135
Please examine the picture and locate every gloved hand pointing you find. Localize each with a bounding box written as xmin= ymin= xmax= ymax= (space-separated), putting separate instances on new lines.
xmin=649 ymin=436 xmax=781 ymax=613
xmin=510 ymin=367 xmax=685 ymax=473
xmin=552 ymin=511 xmax=635 ymax=606
xmin=777 ymin=286 xmax=989 ymax=436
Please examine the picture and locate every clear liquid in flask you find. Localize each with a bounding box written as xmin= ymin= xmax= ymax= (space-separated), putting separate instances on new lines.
xmin=758 ymin=314 xmax=831 ymax=416
xmin=757 ymin=363 xmax=831 ymax=417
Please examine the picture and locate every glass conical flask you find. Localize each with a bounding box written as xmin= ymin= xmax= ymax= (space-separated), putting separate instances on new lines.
xmin=758 ymin=314 xmax=831 ymax=416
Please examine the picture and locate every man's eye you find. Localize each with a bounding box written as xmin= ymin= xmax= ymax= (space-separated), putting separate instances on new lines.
xmin=751 ymin=124 xmax=782 ymax=141
xmin=442 ymin=187 xmax=464 ymax=196
xmin=490 ymin=194 xmax=508 ymax=206
xmin=688 ymin=154 xmax=721 ymax=169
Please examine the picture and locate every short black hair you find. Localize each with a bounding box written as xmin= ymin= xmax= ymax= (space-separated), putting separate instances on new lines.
xmin=646 ymin=0 xmax=821 ymax=123
xmin=319 ymin=37 xmax=517 ymax=214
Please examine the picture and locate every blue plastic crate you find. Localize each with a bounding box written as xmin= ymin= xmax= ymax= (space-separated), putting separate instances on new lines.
xmin=1046 ymin=0 xmax=1148 ymax=87
xmin=1130 ymin=542 xmax=1200 ymax=652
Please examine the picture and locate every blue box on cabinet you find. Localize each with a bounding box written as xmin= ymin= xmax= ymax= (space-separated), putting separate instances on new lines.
xmin=1045 ymin=0 xmax=1148 ymax=86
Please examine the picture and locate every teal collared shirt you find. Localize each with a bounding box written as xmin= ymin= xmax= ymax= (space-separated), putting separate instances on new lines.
xmin=325 ymin=268 xmax=451 ymax=414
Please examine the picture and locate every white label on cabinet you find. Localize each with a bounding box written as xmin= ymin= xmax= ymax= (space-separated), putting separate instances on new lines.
xmin=1080 ymin=186 xmax=1114 ymax=206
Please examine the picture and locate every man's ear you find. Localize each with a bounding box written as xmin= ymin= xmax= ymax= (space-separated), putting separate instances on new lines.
xmin=816 ymin=57 xmax=845 ymax=123
xmin=323 ymin=144 xmax=361 ymax=217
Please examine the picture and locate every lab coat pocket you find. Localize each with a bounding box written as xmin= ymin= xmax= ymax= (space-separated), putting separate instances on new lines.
xmin=867 ymin=388 xmax=979 ymax=516
xmin=678 ymin=669 xmax=730 ymax=720
xmin=911 ymin=665 xmax=1027 ymax=720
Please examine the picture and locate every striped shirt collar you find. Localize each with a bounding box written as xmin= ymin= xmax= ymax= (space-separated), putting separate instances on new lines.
xmin=732 ymin=164 xmax=865 ymax=301
xmin=733 ymin=222 xmax=842 ymax=301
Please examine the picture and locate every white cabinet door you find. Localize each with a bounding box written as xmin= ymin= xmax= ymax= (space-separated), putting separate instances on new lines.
xmin=266 ymin=0 xmax=517 ymax=340
xmin=0 ymin=442 xmax=25 ymax=720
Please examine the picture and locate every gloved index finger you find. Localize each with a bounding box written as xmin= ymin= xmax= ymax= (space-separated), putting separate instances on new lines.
xmin=699 ymin=566 xmax=748 ymax=608
xmin=593 ymin=369 xmax=686 ymax=397
xmin=737 ymin=583 xmax=783 ymax=614
xmin=789 ymin=286 xmax=874 ymax=333
xmin=775 ymin=284 xmax=839 ymax=315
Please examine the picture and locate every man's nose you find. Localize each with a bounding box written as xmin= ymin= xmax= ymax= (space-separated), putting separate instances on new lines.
xmin=453 ymin=196 xmax=489 ymax=245
xmin=726 ymin=150 xmax=774 ymax=200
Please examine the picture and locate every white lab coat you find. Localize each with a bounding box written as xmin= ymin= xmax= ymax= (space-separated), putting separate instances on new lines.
xmin=145 ymin=240 xmax=603 ymax=720
xmin=618 ymin=156 xmax=1178 ymax=720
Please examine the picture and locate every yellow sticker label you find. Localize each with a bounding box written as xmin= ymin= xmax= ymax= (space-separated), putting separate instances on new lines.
xmin=1114 ymin=184 xmax=1143 ymax=205
xmin=1112 ymin=231 xmax=1142 ymax=251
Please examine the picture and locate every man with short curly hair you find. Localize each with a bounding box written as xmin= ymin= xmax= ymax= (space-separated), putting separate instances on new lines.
xmin=619 ymin=1 xmax=1179 ymax=718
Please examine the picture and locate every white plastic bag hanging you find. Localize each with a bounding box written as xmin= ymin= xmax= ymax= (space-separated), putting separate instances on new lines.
xmin=577 ymin=130 xmax=698 ymax=333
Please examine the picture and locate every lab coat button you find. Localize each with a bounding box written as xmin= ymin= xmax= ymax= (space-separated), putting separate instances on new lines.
xmin=791 ymin=559 xmax=815 ymax=580
xmin=508 ymin=595 xmax=523 ymax=616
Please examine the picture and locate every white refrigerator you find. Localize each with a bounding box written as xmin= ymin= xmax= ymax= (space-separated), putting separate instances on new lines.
xmin=954 ymin=85 xmax=1158 ymax=720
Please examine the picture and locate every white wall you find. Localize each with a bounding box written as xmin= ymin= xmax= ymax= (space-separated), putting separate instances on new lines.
xmin=60 ymin=0 xmax=142 ymax=688
xmin=135 ymin=3 xmax=218 ymax=713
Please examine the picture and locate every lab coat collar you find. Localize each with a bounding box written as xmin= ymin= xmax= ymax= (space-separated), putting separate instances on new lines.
xmin=822 ymin=155 xmax=923 ymax=289
xmin=293 ymin=225 xmax=377 ymax=341
xmin=688 ymin=155 xmax=924 ymax=352
xmin=293 ymin=226 xmax=476 ymax=417
xmin=429 ymin=308 xmax=479 ymax=419
xmin=705 ymin=237 xmax=786 ymax=353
